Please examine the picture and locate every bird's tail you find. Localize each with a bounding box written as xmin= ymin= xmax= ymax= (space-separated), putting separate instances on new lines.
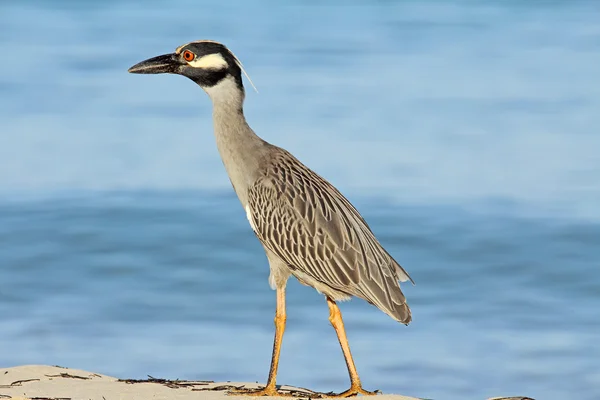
xmin=384 ymin=299 xmax=412 ymax=325
xmin=356 ymin=271 xmax=412 ymax=325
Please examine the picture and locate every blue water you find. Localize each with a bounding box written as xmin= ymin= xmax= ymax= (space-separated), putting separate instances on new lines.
xmin=1 ymin=1 xmax=599 ymax=400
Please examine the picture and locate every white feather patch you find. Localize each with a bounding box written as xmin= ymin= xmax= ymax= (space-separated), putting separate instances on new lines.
xmin=188 ymin=53 xmax=228 ymax=69
xmin=245 ymin=204 xmax=257 ymax=232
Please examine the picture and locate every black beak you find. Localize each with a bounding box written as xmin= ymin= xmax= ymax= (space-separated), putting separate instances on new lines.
xmin=128 ymin=53 xmax=181 ymax=74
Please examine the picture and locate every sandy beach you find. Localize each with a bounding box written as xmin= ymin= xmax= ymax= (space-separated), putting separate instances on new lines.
xmin=1 ymin=365 xmax=423 ymax=400
xmin=0 ymin=365 xmax=534 ymax=400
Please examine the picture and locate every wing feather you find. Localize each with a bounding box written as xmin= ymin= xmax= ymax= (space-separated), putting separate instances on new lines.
xmin=248 ymin=149 xmax=413 ymax=323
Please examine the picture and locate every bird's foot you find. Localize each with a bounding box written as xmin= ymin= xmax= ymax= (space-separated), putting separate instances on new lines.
xmin=227 ymin=385 xmax=297 ymax=397
xmin=228 ymin=383 xmax=378 ymax=398
xmin=322 ymin=384 xmax=380 ymax=398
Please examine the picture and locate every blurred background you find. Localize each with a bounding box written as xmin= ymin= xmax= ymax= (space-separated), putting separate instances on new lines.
xmin=1 ymin=1 xmax=599 ymax=399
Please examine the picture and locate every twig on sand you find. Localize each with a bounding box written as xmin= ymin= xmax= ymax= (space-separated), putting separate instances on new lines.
xmin=118 ymin=376 xmax=213 ymax=389
xmin=0 ymin=378 xmax=41 ymax=387
xmin=30 ymin=397 xmax=72 ymax=400
xmin=193 ymin=384 xmax=247 ymax=392
xmin=45 ymin=373 xmax=90 ymax=380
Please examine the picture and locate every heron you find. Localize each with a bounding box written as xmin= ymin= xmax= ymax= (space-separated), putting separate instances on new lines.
xmin=128 ymin=40 xmax=414 ymax=397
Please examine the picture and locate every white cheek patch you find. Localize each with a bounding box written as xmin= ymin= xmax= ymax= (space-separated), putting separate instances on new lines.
xmin=188 ymin=53 xmax=228 ymax=69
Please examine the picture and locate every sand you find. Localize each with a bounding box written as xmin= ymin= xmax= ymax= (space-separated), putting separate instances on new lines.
xmin=0 ymin=365 xmax=533 ymax=400
xmin=0 ymin=365 xmax=421 ymax=400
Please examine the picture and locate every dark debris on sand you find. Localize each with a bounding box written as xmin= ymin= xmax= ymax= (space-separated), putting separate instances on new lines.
xmin=118 ymin=376 xmax=214 ymax=390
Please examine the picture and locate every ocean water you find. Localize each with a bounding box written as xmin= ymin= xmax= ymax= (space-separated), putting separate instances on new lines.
xmin=1 ymin=1 xmax=599 ymax=400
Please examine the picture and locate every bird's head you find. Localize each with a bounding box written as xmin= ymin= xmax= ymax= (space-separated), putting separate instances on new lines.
xmin=128 ymin=40 xmax=256 ymax=100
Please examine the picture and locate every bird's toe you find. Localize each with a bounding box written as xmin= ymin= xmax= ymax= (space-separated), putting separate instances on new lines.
xmin=321 ymin=385 xmax=380 ymax=398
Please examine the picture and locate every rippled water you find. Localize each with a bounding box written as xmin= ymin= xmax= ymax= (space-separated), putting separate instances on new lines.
xmin=1 ymin=1 xmax=599 ymax=400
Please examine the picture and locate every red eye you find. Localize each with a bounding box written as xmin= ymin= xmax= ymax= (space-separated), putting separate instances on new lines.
xmin=183 ymin=50 xmax=195 ymax=61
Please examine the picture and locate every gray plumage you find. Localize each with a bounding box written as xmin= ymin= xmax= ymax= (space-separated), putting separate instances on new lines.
xmin=128 ymin=40 xmax=414 ymax=324
xmin=248 ymin=148 xmax=413 ymax=323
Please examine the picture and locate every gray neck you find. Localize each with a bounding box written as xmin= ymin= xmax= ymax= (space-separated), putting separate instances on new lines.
xmin=204 ymin=76 xmax=266 ymax=206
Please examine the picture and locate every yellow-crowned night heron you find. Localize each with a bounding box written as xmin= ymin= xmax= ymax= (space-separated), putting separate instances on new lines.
xmin=128 ymin=40 xmax=414 ymax=398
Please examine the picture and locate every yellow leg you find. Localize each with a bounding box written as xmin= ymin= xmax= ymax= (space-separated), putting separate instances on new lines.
xmin=264 ymin=286 xmax=287 ymax=392
xmin=326 ymin=298 xmax=378 ymax=397
xmin=229 ymin=287 xmax=292 ymax=397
